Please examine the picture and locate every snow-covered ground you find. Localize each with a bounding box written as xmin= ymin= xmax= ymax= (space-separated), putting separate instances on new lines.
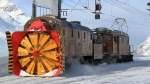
xmin=0 ymin=56 xmax=150 ymax=84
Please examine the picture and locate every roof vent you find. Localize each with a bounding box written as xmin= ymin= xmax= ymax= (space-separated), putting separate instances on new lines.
xmin=61 ymin=18 xmax=67 ymax=21
xmin=71 ymin=21 xmax=81 ymax=25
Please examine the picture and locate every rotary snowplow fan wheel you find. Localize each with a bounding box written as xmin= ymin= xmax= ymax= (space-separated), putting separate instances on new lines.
xmin=18 ymin=32 xmax=60 ymax=76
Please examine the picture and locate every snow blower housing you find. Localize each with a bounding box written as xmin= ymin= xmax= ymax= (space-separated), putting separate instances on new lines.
xmin=6 ymin=18 xmax=63 ymax=76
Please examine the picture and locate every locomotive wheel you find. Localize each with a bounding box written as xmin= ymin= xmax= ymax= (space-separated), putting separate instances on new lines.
xmin=18 ymin=32 xmax=59 ymax=75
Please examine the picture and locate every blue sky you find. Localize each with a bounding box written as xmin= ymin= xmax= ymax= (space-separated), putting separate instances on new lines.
xmin=11 ymin=0 xmax=150 ymax=49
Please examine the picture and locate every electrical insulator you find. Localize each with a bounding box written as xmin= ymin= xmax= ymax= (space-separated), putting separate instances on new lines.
xmin=147 ymin=1 xmax=150 ymax=12
xmin=95 ymin=14 xmax=100 ymax=19
xmin=96 ymin=3 xmax=101 ymax=11
xmin=147 ymin=2 xmax=150 ymax=6
xmin=95 ymin=0 xmax=102 ymax=19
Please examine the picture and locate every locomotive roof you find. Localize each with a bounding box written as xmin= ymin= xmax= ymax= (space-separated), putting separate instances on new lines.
xmin=113 ymin=30 xmax=128 ymax=36
xmin=24 ymin=16 xmax=92 ymax=33
xmin=95 ymin=27 xmax=128 ymax=36
xmin=62 ymin=20 xmax=92 ymax=32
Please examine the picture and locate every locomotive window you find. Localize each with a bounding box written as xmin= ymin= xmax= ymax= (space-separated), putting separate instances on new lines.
xmin=91 ymin=34 xmax=93 ymax=40
xmin=78 ymin=31 xmax=80 ymax=39
xmin=84 ymin=32 xmax=86 ymax=39
xmin=114 ymin=37 xmax=117 ymax=42
xmin=72 ymin=29 xmax=74 ymax=37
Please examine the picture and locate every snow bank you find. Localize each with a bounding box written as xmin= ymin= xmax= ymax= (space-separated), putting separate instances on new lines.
xmin=137 ymin=37 xmax=150 ymax=56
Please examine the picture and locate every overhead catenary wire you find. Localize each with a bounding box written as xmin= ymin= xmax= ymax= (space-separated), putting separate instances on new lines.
xmin=114 ymin=0 xmax=149 ymax=17
xmin=63 ymin=0 xmax=150 ymax=20
xmin=104 ymin=12 xmax=150 ymax=28
xmin=104 ymin=0 xmax=134 ymax=14
xmin=107 ymin=0 xmax=150 ymax=21
xmin=69 ymin=0 xmax=90 ymax=9
xmin=62 ymin=0 xmax=90 ymax=10
xmin=62 ymin=0 xmax=97 ymax=18
xmin=71 ymin=0 xmax=81 ymax=11
xmin=102 ymin=0 xmax=150 ymax=27
xmin=62 ymin=0 xmax=150 ymax=29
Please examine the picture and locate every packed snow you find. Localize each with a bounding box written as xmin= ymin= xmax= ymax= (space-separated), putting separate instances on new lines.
xmin=0 ymin=56 xmax=150 ymax=84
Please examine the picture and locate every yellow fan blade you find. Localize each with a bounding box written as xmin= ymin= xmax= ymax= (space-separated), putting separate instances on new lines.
xmin=41 ymin=51 xmax=59 ymax=62
xmin=18 ymin=47 xmax=29 ymax=56
xmin=38 ymin=33 xmax=50 ymax=50
xmin=26 ymin=60 xmax=35 ymax=75
xmin=41 ymin=39 xmax=57 ymax=52
xmin=20 ymin=36 xmax=33 ymax=53
xmin=28 ymin=32 xmax=38 ymax=49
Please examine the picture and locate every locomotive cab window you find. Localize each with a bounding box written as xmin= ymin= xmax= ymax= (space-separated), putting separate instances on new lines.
xmin=78 ymin=31 xmax=80 ymax=39
xmin=72 ymin=29 xmax=74 ymax=37
xmin=91 ymin=34 xmax=93 ymax=40
xmin=84 ymin=32 xmax=86 ymax=39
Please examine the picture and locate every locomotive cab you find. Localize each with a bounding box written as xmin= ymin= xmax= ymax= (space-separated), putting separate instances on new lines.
xmin=93 ymin=28 xmax=133 ymax=64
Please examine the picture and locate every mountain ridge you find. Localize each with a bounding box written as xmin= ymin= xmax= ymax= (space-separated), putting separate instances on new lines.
xmin=0 ymin=0 xmax=30 ymax=57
